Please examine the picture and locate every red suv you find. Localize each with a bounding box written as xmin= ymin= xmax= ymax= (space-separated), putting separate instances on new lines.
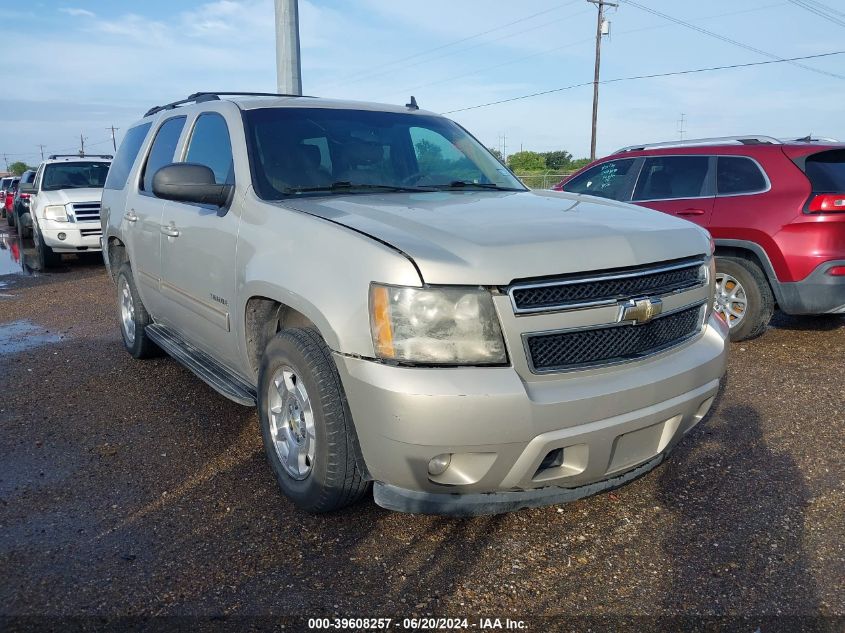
xmin=553 ymin=136 xmax=845 ymax=340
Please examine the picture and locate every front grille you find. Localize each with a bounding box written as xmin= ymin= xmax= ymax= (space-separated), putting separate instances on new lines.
xmin=510 ymin=259 xmax=704 ymax=313
xmin=80 ymin=228 xmax=102 ymax=237
xmin=526 ymin=304 xmax=703 ymax=372
xmin=71 ymin=202 xmax=101 ymax=223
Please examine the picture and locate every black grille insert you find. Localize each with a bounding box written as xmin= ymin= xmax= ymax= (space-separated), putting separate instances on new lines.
xmin=511 ymin=260 xmax=704 ymax=312
xmin=526 ymin=304 xmax=703 ymax=372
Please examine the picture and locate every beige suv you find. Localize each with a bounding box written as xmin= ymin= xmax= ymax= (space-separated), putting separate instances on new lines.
xmin=101 ymin=92 xmax=728 ymax=515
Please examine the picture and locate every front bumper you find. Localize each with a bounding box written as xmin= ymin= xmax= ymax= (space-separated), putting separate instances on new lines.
xmin=41 ymin=224 xmax=102 ymax=252
xmin=334 ymin=314 xmax=729 ymax=514
xmin=777 ymin=260 xmax=845 ymax=315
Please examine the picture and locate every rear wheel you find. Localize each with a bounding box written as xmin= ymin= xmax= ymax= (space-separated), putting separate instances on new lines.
xmin=258 ymin=328 xmax=368 ymax=513
xmin=714 ymin=256 xmax=774 ymax=341
xmin=18 ymin=212 xmax=31 ymax=238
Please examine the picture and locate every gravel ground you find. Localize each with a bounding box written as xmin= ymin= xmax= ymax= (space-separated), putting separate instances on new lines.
xmin=0 ymin=226 xmax=843 ymax=631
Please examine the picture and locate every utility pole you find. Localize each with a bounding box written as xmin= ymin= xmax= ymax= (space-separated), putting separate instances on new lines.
xmin=3 ymin=154 xmax=8 ymax=171
xmin=274 ymin=0 xmax=302 ymax=95
xmin=677 ymin=113 xmax=686 ymax=140
xmin=79 ymin=133 xmax=87 ymax=157
xmin=588 ymin=0 xmax=617 ymax=161
xmin=106 ymin=126 xmax=119 ymax=152
xmin=38 ymin=144 xmax=46 ymax=160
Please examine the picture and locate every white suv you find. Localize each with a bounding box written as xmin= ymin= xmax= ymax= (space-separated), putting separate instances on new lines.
xmin=19 ymin=154 xmax=112 ymax=268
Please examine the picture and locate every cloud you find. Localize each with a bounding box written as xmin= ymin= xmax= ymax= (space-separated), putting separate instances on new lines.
xmin=59 ymin=8 xmax=96 ymax=18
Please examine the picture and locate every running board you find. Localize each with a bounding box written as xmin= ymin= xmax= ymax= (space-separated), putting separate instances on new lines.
xmin=145 ymin=324 xmax=257 ymax=406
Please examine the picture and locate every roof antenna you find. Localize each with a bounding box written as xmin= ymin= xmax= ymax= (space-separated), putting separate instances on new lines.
xmin=406 ymin=95 xmax=419 ymax=111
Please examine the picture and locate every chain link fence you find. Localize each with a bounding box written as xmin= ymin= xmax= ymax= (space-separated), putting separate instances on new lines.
xmin=514 ymin=173 xmax=571 ymax=190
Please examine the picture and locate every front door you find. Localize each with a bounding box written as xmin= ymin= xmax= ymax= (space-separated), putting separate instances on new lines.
xmin=631 ymin=155 xmax=715 ymax=228
xmin=159 ymin=112 xmax=241 ymax=368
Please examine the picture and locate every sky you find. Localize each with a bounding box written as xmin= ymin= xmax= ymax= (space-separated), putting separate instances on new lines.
xmin=1 ymin=0 xmax=844 ymax=169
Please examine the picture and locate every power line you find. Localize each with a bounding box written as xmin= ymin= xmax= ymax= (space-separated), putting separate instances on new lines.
xmin=621 ymin=0 xmax=845 ymax=80
xmin=804 ymin=0 xmax=845 ymax=18
xmin=787 ymin=0 xmax=845 ymax=27
xmin=387 ymin=2 xmax=785 ymax=100
xmin=324 ymin=1 xmax=583 ymax=90
xmin=441 ymin=49 xmax=845 ymax=114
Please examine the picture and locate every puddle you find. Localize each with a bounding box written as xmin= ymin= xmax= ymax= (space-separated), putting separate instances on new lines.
xmin=0 ymin=320 xmax=64 ymax=354
xmin=0 ymin=229 xmax=37 ymax=277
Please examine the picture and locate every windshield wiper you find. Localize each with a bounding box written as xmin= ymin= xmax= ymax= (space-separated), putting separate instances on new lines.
xmin=430 ymin=181 xmax=524 ymax=191
xmin=284 ymin=181 xmax=434 ymax=194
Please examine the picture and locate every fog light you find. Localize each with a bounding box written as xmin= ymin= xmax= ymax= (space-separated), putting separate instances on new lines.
xmin=57 ymin=232 xmax=67 ymax=240
xmin=427 ymin=454 xmax=451 ymax=476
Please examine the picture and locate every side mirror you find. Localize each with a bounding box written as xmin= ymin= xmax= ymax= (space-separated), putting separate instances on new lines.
xmin=152 ymin=163 xmax=233 ymax=207
xmin=19 ymin=183 xmax=36 ymax=194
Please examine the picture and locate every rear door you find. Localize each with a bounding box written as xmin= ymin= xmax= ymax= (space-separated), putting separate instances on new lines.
xmin=159 ymin=110 xmax=241 ymax=367
xmin=124 ymin=115 xmax=187 ymax=319
xmin=631 ymin=155 xmax=715 ymax=227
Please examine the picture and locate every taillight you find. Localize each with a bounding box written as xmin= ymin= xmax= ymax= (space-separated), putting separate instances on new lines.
xmin=828 ymin=266 xmax=845 ymax=276
xmin=808 ymin=193 xmax=845 ymax=213
xmin=20 ymin=193 xmax=30 ymax=199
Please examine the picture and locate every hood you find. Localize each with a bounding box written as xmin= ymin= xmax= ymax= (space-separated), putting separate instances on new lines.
xmin=40 ymin=188 xmax=104 ymax=205
xmin=282 ymin=190 xmax=710 ymax=285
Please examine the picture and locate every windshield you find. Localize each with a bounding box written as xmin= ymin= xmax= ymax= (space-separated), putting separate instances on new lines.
xmin=243 ymin=107 xmax=525 ymax=199
xmin=42 ymin=162 xmax=110 ymax=191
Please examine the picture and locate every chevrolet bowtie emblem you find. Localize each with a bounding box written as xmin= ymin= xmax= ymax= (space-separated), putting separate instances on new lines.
xmin=619 ymin=297 xmax=663 ymax=324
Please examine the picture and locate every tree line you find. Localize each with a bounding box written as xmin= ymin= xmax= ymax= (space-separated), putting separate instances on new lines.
xmin=487 ymin=148 xmax=590 ymax=174
xmin=6 ymin=161 xmax=36 ymax=176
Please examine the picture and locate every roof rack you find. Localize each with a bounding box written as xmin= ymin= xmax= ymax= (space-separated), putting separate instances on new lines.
xmin=48 ymin=154 xmax=113 ymax=160
xmin=615 ymin=135 xmax=782 ymax=153
xmin=144 ymin=91 xmax=315 ymax=117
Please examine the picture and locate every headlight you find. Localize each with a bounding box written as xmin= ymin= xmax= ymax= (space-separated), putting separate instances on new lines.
xmin=369 ymin=283 xmax=507 ymax=365
xmin=44 ymin=204 xmax=70 ymax=222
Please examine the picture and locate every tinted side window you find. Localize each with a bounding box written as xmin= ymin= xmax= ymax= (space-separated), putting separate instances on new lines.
xmin=633 ymin=156 xmax=709 ymax=201
xmin=804 ymin=149 xmax=845 ymax=191
xmin=717 ymin=156 xmax=767 ymax=195
xmin=141 ymin=116 xmax=186 ymax=192
xmin=33 ymin=165 xmax=44 ymax=191
xmin=563 ymin=158 xmax=636 ymax=200
xmin=185 ymin=113 xmax=234 ymax=184
xmin=105 ymin=122 xmax=152 ymax=191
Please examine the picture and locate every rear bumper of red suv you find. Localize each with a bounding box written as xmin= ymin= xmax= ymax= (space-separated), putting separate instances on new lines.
xmin=777 ymin=260 xmax=845 ymax=315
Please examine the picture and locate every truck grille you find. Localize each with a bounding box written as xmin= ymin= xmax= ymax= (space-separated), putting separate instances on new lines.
xmin=71 ymin=202 xmax=101 ymax=223
xmin=80 ymin=228 xmax=102 ymax=237
xmin=525 ymin=304 xmax=704 ymax=373
xmin=509 ymin=258 xmax=705 ymax=313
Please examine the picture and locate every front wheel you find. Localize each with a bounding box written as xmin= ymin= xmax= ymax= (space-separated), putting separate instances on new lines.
xmin=258 ymin=328 xmax=368 ymax=513
xmin=33 ymin=220 xmax=61 ymax=269
xmin=714 ymin=256 xmax=774 ymax=341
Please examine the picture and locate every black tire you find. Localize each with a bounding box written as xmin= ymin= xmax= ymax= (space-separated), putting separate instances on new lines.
xmin=715 ymin=255 xmax=774 ymax=341
xmin=116 ymin=262 xmax=161 ymax=358
xmin=33 ymin=220 xmax=61 ymax=269
xmin=258 ymin=328 xmax=368 ymax=513
xmin=18 ymin=212 xmax=31 ymax=238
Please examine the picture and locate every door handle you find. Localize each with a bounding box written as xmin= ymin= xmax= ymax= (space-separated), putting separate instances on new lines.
xmin=676 ymin=208 xmax=706 ymax=216
xmin=123 ymin=210 xmax=138 ymax=222
xmin=160 ymin=224 xmax=180 ymax=238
